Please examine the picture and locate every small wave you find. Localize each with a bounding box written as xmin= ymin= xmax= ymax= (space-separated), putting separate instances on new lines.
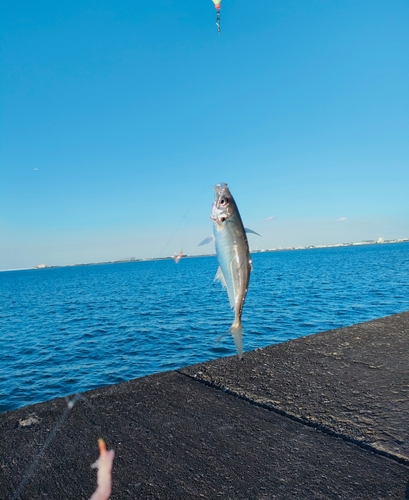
xmin=1 ymin=243 xmax=409 ymax=411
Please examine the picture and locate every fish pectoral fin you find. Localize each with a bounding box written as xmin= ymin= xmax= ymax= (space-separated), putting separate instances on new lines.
xmin=198 ymin=235 xmax=215 ymax=246
xmin=244 ymin=228 xmax=261 ymax=237
xmin=214 ymin=266 xmax=227 ymax=288
xmin=214 ymin=267 xmax=235 ymax=308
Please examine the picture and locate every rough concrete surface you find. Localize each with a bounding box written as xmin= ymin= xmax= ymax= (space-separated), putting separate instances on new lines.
xmin=1 ymin=313 xmax=409 ymax=499
xmin=182 ymin=312 xmax=409 ymax=463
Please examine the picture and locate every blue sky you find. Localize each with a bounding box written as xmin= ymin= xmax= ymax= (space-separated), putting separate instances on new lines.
xmin=1 ymin=0 xmax=408 ymax=269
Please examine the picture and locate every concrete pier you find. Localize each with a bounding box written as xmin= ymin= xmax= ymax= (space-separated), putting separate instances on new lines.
xmin=1 ymin=312 xmax=409 ymax=499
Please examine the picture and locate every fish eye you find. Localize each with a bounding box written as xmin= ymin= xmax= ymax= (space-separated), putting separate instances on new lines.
xmin=219 ymin=197 xmax=229 ymax=206
xmin=220 ymin=217 xmax=226 ymax=222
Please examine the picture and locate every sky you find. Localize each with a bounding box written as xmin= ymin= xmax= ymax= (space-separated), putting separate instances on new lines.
xmin=1 ymin=0 xmax=408 ymax=269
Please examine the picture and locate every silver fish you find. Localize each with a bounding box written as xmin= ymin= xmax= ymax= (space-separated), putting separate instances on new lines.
xmin=211 ymin=182 xmax=252 ymax=359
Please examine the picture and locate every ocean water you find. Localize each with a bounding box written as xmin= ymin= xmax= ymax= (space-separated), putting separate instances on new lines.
xmin=1 ymin=243 xmax=409 ymax=413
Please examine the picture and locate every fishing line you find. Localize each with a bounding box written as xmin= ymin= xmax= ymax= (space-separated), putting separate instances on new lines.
xmin=10 ymin=393 xmax=89 ymax=500
xmin=156 ymin=183 xmax=209 ymax=260
xmin=156 ymin=210 xmax=189 ymax=260
xmin=180 ymin=213 xmax=187 ymax=252
xmin=11 ymin=183 xmax=214 ymax=499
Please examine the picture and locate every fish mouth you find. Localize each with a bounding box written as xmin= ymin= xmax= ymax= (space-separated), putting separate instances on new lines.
xmin=213 ymin=182 xmax=228 ymax=195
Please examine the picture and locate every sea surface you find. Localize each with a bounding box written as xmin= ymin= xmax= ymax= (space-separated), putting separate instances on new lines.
xmin=1 ymin=243 xmax=409 ymax=413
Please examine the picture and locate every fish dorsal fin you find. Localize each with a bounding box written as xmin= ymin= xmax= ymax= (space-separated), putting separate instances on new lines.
xmin=215 ymin=267 xmax=235 ymax=309
xmin=245 ymin=228 xmax=261 ymax=237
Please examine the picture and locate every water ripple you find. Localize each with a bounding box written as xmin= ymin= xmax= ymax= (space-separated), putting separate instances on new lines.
xmin=1 ymin=243 xmax=409 ymax=411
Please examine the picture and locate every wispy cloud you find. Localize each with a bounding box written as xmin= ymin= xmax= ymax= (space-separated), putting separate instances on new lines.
xmin=263 ymin=216 xmax=276 ymax=221
xmin=336 ymin=217 xmax=347 ymax=222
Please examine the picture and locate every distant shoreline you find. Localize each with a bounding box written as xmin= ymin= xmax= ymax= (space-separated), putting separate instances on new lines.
xmin=1 ymin=238 xmax=408 ymax=273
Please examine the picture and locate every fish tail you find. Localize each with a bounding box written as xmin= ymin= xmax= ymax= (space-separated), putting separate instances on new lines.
xmin=229 ymin=321 xmax=243 ymax=359
xmin=214 ymin=331 xmax=228 ymax=345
